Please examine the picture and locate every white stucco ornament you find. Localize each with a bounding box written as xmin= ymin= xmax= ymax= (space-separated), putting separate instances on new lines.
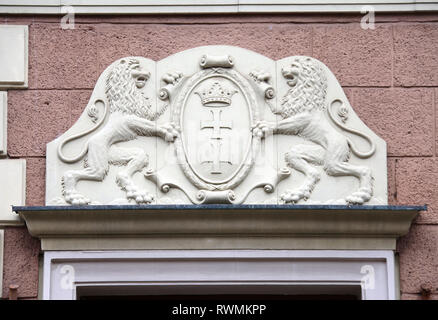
xmin=46 ymin=46 xmax=387 ymax=205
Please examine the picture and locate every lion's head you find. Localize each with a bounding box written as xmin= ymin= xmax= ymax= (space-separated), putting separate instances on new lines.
xmin=274 ymin=57 xmax=327 ymax=118
xmin=105 ymin=58 xmax=158 ymax=120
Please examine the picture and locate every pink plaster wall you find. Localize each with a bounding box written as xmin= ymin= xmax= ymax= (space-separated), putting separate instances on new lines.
xmin=1 ymin=12 xmax=437 ymax=300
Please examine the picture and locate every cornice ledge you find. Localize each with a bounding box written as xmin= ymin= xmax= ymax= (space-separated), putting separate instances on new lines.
xmin=13 ymin=204 xmax=425 ymax=251
xmin=1 ymin=1 xmax=438 ymax=15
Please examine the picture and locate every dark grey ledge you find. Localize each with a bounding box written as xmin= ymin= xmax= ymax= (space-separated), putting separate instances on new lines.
xmin=13 ymin=204 xmax=427 ymax=213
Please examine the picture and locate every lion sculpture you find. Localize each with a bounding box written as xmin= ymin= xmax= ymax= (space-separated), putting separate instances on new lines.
xmin=57 ymin=58 xmax=179 ymax=205
xmin=255 ymin=56 xmax=376 ymax=204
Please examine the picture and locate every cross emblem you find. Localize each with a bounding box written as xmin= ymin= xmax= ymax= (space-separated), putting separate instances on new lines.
xmin=200 ymin=109 xmax=232 ymax=139
xmin=200 ymin=109 xmax=233 ymax=174
xmin=201 ymin=139 xmax=231 ymax=174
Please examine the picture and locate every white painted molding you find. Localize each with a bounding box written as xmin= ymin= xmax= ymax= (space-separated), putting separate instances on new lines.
xmin=0 ymin=1 xmax=437 ymax=14
xmin=0 ymin=25 xmax=28 ymax=89
xmin=43 ymin=250 xmax=397 ymax=300
xmin=0 ymin=159 xmax=26 ymax=226
xmin=0 ymin=92 xmax=6 ymax=156
xmin=15 ymin=205 xmax=422 ymax=250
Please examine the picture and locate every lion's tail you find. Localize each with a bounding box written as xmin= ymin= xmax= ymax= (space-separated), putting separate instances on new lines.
xmin=57 ymin=99 xmax=108 ymax=163
xmin=328 ymin=99 xmax=376 ymax=159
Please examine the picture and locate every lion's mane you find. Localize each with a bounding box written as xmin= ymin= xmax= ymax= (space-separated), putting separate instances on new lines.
xmin=280 ymin=57 xmax=327 ymax=118
xmin=105 ymin=58 xmax=156 ymax=120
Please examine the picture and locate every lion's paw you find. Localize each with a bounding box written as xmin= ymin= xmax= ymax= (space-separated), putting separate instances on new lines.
xmin=162 ymin=71 xmax=183 ymax=85
xmin=345 ymin=189 xmax=372 ymax=205
xmin=249 ymin=70 xmax=271 ymax=83
xmin=345 ymin=195 xmax=365 ymax=205
xmin=252 ymin=121 xmax=275 ymax=138
xmin=126 ymin=189 xmax=155 ymax=204
xmin=280 ymin=188 xmax=311 ymax=204
xmin=159 ymin=123 xmax=179 ymax=142
xmin=64 ymin=191 xmax=91 ymax=206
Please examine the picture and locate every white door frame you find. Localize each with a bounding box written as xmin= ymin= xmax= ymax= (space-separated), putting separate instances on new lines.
xmin=43 ymin=250 xmax=396 ymax=300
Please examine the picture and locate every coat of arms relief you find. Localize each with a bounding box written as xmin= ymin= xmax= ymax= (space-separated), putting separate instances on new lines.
xmin=47 ymin=46 xmax=387 ymax=206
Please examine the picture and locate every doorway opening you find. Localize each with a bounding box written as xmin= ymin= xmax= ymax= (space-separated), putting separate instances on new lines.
xmin=76 ymin=284 xmax=362 ymax=300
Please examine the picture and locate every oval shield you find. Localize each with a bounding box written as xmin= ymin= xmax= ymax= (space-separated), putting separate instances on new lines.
xmin=173 ymin=68 xmax=259 ymax=191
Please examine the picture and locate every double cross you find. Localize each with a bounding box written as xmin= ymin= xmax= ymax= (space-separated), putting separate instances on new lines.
xmin=201 ymin=109 xmax=232 ymax=139
xmin=200 ymin=109 xmax=232 ymax=174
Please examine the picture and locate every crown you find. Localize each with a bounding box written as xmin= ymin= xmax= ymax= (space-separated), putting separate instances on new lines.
xmin=195 ymin=81 xmax=237 ymax=107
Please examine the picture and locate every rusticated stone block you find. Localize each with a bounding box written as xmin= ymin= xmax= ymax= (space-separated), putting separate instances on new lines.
xmin=401 ymin=293 xmax=438 ymax=300
xmin=436 ymin=89 xmax=438 ymax=155
xmin=353 ymin=88 xmax=434 ymax=157
xmin=29 ymin=24 xmax=98 ymax=89
xmin=394 ymin=24 xmax=438 ymax=87
xmin=313 ymin=25 xmax=392 ymax=87
xmin=7 ymin=89 xmax=91 ymax=157
xmin=397 ymin=158 xmax=438 ymax=223
xmin=96 ymin=24 xmax=312 ymax=73
xmin=397 ymin=225 xmax=438 ymax=294
xmin=26 ymin=158 xmax=45 ymax=206
xmin=343 ymin=87 xmax=354 ymax=105
xmin=2 ymin=227 xmax=40 ymax=299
